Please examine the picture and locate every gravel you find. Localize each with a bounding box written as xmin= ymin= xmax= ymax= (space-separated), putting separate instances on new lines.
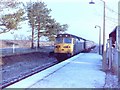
xmin=104 ymin=72 xmax=119 ymax=88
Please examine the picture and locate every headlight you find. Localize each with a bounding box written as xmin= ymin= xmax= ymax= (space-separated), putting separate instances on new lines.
xmin=63 ymin=46 xmax=70 ymax=48
xmin=55 ymin=45 xmax=60 ymax=48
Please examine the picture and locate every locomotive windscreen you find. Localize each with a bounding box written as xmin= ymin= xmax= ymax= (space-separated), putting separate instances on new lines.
xmin=56 ymin=37 xmax=72 ymax=44
xmin=56 ymin=38 xmax=63 ymax=44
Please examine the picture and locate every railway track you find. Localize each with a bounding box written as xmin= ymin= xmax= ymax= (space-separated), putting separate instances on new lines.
xmin=2 ymin=60 xmax=59 ymax=89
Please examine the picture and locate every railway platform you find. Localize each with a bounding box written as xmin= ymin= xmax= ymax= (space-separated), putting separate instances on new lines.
xmin=6 ymin=53 xmax=118 ymax=88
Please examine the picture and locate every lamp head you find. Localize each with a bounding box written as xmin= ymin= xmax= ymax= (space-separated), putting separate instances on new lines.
xmin=89 ymin=0 xmax=95 ymax=4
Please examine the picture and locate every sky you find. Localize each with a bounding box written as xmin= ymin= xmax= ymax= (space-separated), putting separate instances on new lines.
xmin=0 ymin=0 xmax=119 ymax=44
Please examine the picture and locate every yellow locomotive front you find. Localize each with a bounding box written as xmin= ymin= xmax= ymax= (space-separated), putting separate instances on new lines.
xmin=54 ymin=34 xmax=74 ymax=57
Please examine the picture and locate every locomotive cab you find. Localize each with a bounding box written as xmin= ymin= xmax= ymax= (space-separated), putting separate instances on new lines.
xmin=54 ymin=35 xmax=74 ymax=56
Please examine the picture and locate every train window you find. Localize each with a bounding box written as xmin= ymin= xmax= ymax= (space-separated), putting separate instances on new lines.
xmin=56 ymin=38 xmax=63 ymax=43
xmin=64 ymin=38 xmax=72 ymax=43
xmin=80 ymin=39 xmax=84 ymax=42
xmin=73 ymin=38 xmax=76 ymax=44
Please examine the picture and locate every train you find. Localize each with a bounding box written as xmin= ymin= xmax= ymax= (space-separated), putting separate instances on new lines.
xmin=53 ymin=33 xmax=96 ymax=61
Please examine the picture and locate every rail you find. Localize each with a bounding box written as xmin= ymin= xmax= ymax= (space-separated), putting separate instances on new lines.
xmin=1 ymin=60 xmax=58 ymax=89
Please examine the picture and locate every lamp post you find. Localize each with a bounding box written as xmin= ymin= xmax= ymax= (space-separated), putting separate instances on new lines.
xmin=95 ymin=25 xmax=101 ymax=55
xmin=89 ymin=0 xmax=107 ymax=71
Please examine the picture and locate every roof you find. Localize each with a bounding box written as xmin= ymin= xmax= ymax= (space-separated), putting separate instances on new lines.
xmin=57 ymin=33 xmax=86 ymax=41
xmin=109 ymin=26 xmax=117 ymax=37
xmin=109 ymin=26 xmax=120 ymax=45
xmin=109 ymin=25 xmax=120 ymax=37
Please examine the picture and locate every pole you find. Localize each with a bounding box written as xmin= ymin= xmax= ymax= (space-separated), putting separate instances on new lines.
xmin=12 ymin=44 xmax=15 ymax=53
xmin=95 ymin=25 xmax=101 ymax=55
xmin=102 ymin=1 xmax=107 ymax=71
xmin=89 ymin=0 xmax=107 ymax=70
xmin=99 ymin=27 xmax=101 ymax=55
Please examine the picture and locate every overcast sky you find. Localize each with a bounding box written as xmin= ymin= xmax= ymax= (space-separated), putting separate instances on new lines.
xmin=0 ymin=0 xmax=119 ymax=44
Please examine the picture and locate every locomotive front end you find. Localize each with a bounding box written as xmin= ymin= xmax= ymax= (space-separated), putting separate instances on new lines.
xmin=54 ymin=34 xmax=74 ymax=59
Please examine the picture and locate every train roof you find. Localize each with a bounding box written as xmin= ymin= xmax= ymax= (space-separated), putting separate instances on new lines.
xmin=56 ymin=34 xmax=86 ymax=41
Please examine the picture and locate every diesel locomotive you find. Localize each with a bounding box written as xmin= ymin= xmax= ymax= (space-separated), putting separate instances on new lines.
xmin=54 ymin=33 xmax=96 ymax=61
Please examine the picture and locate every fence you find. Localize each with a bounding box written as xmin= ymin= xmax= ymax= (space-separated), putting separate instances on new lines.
xmin=0 ymin=40 xmax=54 ymax=48
xmin=0 ymin=40 xmax=54 ymax=56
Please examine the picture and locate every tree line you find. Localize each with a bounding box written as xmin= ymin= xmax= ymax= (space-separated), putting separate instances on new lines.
xmin=0 ymin=0 xmax=68 ymax=48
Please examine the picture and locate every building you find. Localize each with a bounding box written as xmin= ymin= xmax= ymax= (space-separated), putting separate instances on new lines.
xmin=107 ymin=26 xmax=120 ymax=78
